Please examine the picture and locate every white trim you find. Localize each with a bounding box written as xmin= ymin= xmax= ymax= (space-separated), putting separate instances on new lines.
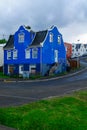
xmin=25 ymin=48 xmax=31 ymax=59
xmin=13 ymin=49 xmax=18 ymax=59
xmin=7 ymin=51 xmax=11 ymax=60
xmin=19 ymin=65 xmax=23 ymax=75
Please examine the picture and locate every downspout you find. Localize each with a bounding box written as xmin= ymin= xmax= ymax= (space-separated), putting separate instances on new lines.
xmin=40 ymin=43 xmax=43 ymax=76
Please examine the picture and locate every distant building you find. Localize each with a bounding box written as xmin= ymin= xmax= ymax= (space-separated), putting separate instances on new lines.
xmin=0 ymin=43 xmax=6 ymax=67
xmin=64 ymin=42 xmax=72 ymax=59
xmin=71 ymin=43 xmax=85 ymax=58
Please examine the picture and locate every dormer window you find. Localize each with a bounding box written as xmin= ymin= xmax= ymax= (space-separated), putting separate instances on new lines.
xmin=58 ymin=35 xmax=61 ymax=44
xmin=18 ymin=32 xmax=25 ymax=43
xmin=49 ymin=33 xmax=53 ymax=42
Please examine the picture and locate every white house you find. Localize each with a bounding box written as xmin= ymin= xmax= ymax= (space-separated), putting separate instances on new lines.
xmin=71 ymin=43 xmax=86 ymax=58
xmin=0 ymin=43 xmax=6 ymax=66
xmin=83 ymin=44 xmax=87 ymax=56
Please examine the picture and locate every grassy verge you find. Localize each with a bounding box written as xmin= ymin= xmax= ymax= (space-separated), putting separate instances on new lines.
xmin=0 ymin=72 xmax=9 ymax=78
xmin=0 ymin=90 xmax=87 ymax=130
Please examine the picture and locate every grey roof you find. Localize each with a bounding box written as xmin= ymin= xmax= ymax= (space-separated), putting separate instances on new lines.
xmin=4 ymin=35 xmax=14 ymax=50
xmin=29 ymin=30 xmax=47 ymax=47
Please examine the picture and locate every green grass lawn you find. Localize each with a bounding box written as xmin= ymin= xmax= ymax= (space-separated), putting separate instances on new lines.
xmin=0 ymin=90 xmax=87 ymax=130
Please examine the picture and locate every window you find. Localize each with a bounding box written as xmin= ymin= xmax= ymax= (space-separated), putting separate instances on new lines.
xmin=29 ymin=65 xmax=36 ymax=74
xmin=58 ymin=35 xmax=61 ymax=44
xmin=32 ymin=48 xmax=38 ymax=59
xmin=25 ymin=49 xmax=30 ymax=59
xmin=13 ymin=49 xmax=17 ymax=59
xmin=19 ymin=65 xmax=24 ymax=75
xmin=54 ymin=50 xmax=58 ymax=62
xmin=7 ymin=51 xmax=11 ymax=60
xmin=18 ymin=32 xmax=25 ymax=43
xmin=49 ymin=33 xmax=53 ymax=42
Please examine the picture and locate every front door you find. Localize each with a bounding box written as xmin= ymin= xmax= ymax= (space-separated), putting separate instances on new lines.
xmin=19 ymin=65 xmax=23 ymax=75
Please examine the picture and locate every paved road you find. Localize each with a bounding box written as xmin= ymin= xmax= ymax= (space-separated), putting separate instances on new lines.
xmin=0 ymin=67 xmax=87 ymax=107
xmin=0 ymin=59 xmax=87 ymax=130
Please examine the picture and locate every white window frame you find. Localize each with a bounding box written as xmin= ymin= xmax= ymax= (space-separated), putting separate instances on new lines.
xmin=49 ymin=33 xmax=53 ymax=42
xmin=13 ymin=49 xmax=18 ymax=59
xmin=7 ymin=51 xmax=11 ymax=60
xmin=18 ymin=32 xmax=25 ymax=43
xmin=29 ymin=64 xmax=36 ymax=74
xmin=58 ymin=35 xmax=61 ymax=44
xmin=32 ymin=48 xmax=38 ymax=59
xmin=19 ymin=65 xmax=24 ymax=75
xmin=25 ymin=49 xmax=31 ymax=59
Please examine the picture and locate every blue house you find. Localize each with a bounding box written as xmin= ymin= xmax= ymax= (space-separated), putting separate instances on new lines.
xmin=4 ymin=25 xmax=35 ymax=75
xmin=4 ymin=25 xmax=66 ymax=76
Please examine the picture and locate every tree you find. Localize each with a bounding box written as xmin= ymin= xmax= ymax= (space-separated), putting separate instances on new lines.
xmin=0 ymin=39 xmax=7 ymax=44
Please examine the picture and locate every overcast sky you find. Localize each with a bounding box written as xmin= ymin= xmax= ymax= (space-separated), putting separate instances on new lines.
xmin=0 ymin=0 xmax=87 ymax=43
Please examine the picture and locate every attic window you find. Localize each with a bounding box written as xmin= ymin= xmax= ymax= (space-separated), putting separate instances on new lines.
xmin=49 ymin=33 xmax=53 ymax=42
xmin=58 ymin=35 xmax=61 ymax=44
xmin=18 ymin=32 xmax=25 ymax=43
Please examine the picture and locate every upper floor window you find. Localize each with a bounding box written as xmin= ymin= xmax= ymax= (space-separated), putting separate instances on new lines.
xmin=13 ymin=49 xmax=18 ymax=59
xmin=25 ymin=49 xmax=31 ymax=59
xmin=58 ymin=35 xmax=61 ymax=44
xmin=32 ymin=48 xmax=38 ymax=59
xmin=7 ymin=51 xmax=11 ymax=60
xmin=18 ymin=32 xmax=25 ymax=43
xmin=49 ymin=33 xmax=53 ymax=42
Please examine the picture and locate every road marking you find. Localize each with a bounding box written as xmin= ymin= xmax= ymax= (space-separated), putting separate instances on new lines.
xmin=0 ymin=94 xmax=39 ymax=100
xmin=43 ymin=86 xmax=87 ymax=99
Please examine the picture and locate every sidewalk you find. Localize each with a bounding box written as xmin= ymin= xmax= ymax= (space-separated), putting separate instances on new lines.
xmin=0 ymin=125 xmax=16 ymax=130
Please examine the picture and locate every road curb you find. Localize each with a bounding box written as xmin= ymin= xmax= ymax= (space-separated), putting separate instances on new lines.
xmin=3 ymin=67 xmax=87 ymax=83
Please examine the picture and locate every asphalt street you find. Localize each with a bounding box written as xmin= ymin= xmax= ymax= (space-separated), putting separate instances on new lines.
xmin=0 ymin=59 xmax=87 ymax=130
xmin=0 ymin=67 xmax=87 ymax=107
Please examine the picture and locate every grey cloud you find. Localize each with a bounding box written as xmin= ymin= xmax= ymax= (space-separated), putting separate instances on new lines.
xmin=0 ymin=0 xmax=87 ymax=42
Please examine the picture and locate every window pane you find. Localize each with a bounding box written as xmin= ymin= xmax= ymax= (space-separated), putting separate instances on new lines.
xmin=32 ymin=48 xmax=38 ymax=59
xmin=18 ymin=33 xmax=25 ymax=43
xmin=25 ymin=49 xmax=30 ymax=59
xmin=49 ymin=33 xmax=53 ymax=42
xmin=58 ymin=35 xmax=61 ymax=44
xmin=13 ymin=50 xmax=17 ymax=59
xmin=7 ymin=51 xmax=11 ymax=60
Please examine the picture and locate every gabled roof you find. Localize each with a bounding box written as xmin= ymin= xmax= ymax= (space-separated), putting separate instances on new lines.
xmin=3 ymin=35 xmax=14 ymax=50
xmin=29 ymin=30 xmax=47 ymax=47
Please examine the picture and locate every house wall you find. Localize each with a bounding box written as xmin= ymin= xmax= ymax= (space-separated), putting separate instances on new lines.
xmin=71 ymin=43 xmax=86 ymax=58
xmin=4 ymin=26 xmax=35 ymax=65
xmin=64 ymin=42 xmax=72 ymax=59
xmin=42 ymin=26 xmax=66 ymax=64
xmin=0 ymin=44 xmax=6 ymax=66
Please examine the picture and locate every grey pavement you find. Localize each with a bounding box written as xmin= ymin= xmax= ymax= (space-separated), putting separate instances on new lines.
xmin=0 ymin=125 xmax=16 ymax=130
